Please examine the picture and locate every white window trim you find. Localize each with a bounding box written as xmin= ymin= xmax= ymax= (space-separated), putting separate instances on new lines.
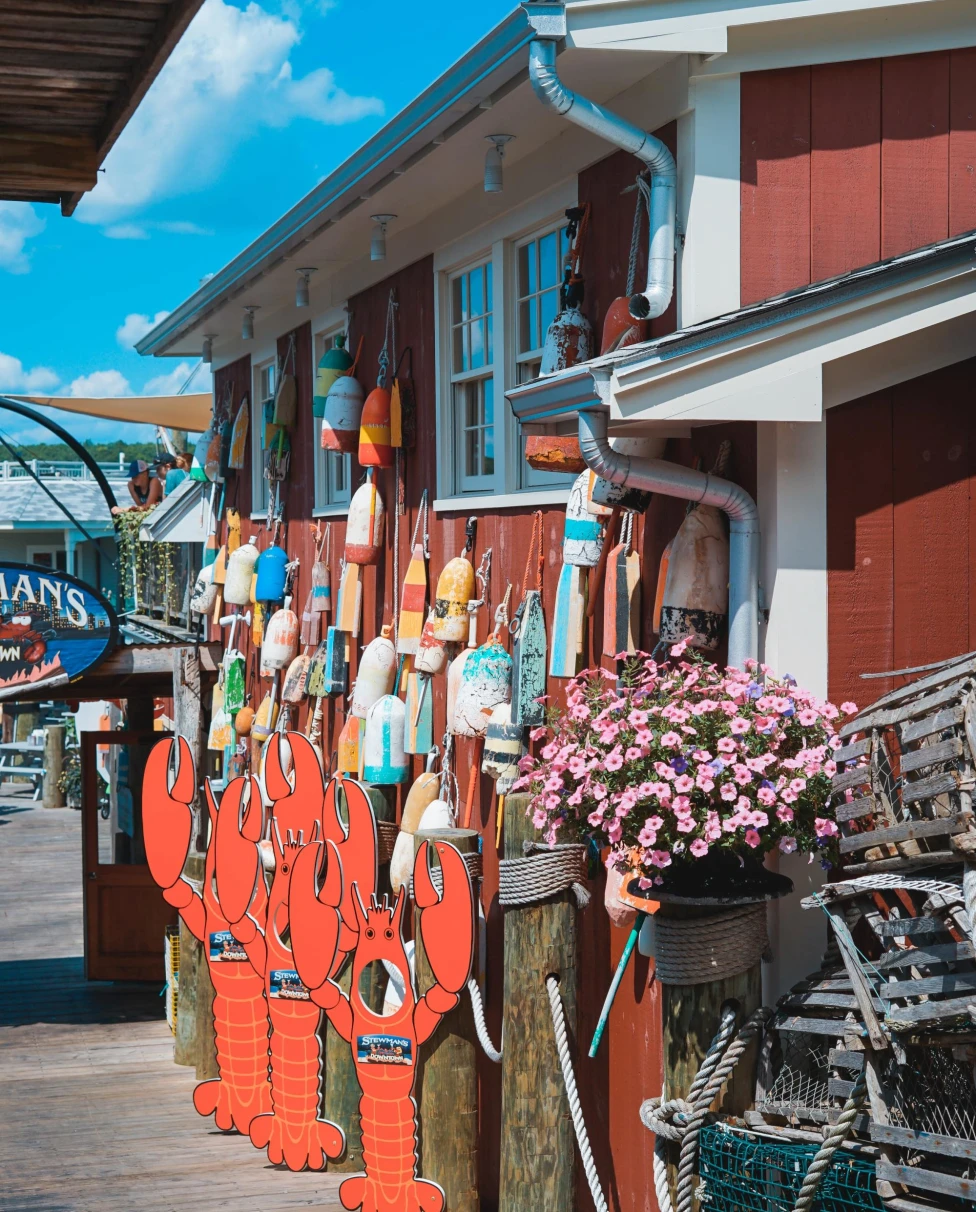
xmin=443 ymin=256 xmax=497 ymax=496
xmin=250 ymin=341 xmax=277 ymax=517
xmin=433 ymin=178 xmax=579 ymax=504
xmin=312 ymin=315 xmax=354 ymax=511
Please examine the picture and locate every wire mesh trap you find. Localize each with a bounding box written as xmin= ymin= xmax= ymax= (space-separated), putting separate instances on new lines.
xmin=697 ymin=1123 xmax=884 ymax=1212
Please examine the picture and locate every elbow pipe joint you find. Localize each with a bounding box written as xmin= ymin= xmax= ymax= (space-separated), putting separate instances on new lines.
xmin=528 ymin=37 xmax=676 ymax=321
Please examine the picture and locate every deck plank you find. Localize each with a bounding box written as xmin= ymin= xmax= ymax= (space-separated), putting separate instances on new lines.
xmin=0 ymin=794 xmax=343 ymax=1209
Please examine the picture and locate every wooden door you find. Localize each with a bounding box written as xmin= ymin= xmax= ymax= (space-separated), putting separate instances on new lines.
xmin=81 ymin=730 xmax=176 ymax=982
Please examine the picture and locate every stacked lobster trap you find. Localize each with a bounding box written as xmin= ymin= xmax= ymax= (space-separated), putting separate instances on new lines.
xmin=744 ymin=653 xmax=976 ymax=1211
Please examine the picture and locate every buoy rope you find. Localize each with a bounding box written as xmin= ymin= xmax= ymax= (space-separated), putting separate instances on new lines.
xmin=497 ymin=842 xmax=590 ymax=908
xmin=467 ymin=978 xmax=502 ymax=1063
xmin=653 ymin=904 xmax=769 ymax=985
xmin=546 ymin=974 xmax=609 ymax=1212
xmin=625 ymin=173 xmax=652 ymax=298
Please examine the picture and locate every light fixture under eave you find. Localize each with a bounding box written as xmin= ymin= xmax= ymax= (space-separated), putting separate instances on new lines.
xmin=370 ymin=214 xmax=396 ymax=262
xmin=242 ymin=306 xmax=259 ymax=341
xmin=296 ymin=267 xmax=316 ymax=308
xmin=484 ymin=134 xmax=514 ymax=193
xmin=202 ymin=334 xmax=215 ymax=364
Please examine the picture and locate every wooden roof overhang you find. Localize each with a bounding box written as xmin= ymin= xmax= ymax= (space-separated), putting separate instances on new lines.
xmin=0 ymin=0 xmax=205 ymax=216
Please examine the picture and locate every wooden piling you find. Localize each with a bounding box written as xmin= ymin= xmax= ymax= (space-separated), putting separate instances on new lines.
xmin=174 ymin=853 xmax=204 ymax=1068
xmin=42 ymin=724 xmax=65 ymax=808
xmin=414 ymin=826 xmax=479 ymax=1212
xmin=498 ymin=793 xmax=578 ymax=1212
xmin=325 ymin=783 xmax=395 ymax=1170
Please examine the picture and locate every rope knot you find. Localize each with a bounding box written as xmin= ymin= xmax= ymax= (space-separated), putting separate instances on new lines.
xmin=639 ymin=1096 xmax=693 ymax=1143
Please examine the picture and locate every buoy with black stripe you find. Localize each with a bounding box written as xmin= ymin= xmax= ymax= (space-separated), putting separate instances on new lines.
xmin=483 ymin=701 xmax=524 ymax=793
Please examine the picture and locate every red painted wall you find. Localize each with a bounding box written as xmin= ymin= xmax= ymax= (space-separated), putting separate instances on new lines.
xmin=211 ymin=140 xmax=757 ymax=1210
xmin=827 ymin=357 xmax=976 ymax=710
xmin=741 ymin=48 xmax=976 ymax=305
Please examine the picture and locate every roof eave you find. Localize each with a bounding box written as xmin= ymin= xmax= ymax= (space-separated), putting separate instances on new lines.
xmin=137 ymin=6 xmax=533 ymax=358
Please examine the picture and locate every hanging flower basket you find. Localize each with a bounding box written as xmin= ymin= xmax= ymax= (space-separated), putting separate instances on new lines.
xmin=514 ymin=640 xmax=858 ymax=897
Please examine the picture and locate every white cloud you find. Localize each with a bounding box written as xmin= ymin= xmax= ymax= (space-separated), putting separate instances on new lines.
xmin=69 ymin=369 xmax=133 ymax=397
xmin=104 ymin=223 xmax=149 ymax=240
xmin=116 ymin=311 xmax=171 ymax=349
xmin=157 ymin=220 xmax=212 ymax=236
xmin=76 ymin=0 xmax=383 ymax=225
xmin=143 ymin=361 xmax=212 ymax=396
xmin=0 ymin=203 xmax=45 ymax=274
xmin=0 ymin=352 xmax=60 ymax=392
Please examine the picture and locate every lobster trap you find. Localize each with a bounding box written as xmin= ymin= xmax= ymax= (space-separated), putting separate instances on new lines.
xmin=697 ymin=1123 xmax=885 ymax=1212
xmin=754 ymin=1016 xmax=868 ymax=1130
xmin=832 ymin=652 xmax=976 ymax=875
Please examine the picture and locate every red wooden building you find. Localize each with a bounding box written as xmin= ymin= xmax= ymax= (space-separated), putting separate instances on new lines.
xmin=139 ymin=2 xmax=976 ymax=1207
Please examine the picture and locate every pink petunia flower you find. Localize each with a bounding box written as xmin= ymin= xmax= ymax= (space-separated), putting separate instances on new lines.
xmin=744 ymin=829 xmax=762 ymax=849
xmin=661 ymin=731 xmax=682 ymax=749
xmin=778 ymin=836 xmax=798 ymax=854
xmin=798 ymin=709 xmax=818 ymax=727
xmin=776 ymin=804 xmax=794 ymax=823
xmin=720 ymin=782 xmax=738 ymax=802
xmin=689 ymin=838 xmax=709 ymax=858
xmin=840 ymin=701 xmax=858 ymax=715
xmin=649 ymin=849 xmax=673 ymax=868
xmin=757 ymin=786 xmax=776 ymax=807
xmin=814 ymin=817 xmax=839 ymax=838
xmin=717 ymin=737 xmax=737 ymax=753
xmin=676 ymin=817 xmax=696 ymax=833
xmin=730 ymin=717 xmax=750 ymax=735
xmin=673 ymin=774 xmax=695 ymax=794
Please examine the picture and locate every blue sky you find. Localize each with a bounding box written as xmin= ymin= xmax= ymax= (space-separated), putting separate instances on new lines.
xmin=0 ymin=0 xmax=513 ymax=448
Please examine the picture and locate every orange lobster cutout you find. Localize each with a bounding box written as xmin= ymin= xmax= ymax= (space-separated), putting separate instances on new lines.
xmin=214 ymin=732 xmax=378 ymax=1171
xmin=291 ymin=830 xmax=476 ymax=1212
xmin=143 ymin=738 xmax=272 ymax=1134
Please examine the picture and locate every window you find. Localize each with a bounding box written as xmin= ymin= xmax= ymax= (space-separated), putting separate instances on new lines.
xmin=314 ymin=329 xmax=352 ymax=510
xmin=27 ymin=546 xmax=67 ymax=571
xmin=449 ymin=261 xmax=494 ymax=493
xmin=251 ymin=358 xmax=275 ymax=514
xmin=515 ymin=223 xmax=570 ymax=384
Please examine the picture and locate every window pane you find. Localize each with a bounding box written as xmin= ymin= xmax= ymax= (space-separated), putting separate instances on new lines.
xmin=453 ymin=324 xmax=464 ymax=374
xmin=485 ymin=314 xmax=493 ymax=366
xmin=518 ymin=358 xmax=541 ymax=385
xmin=470 ymin=266 xmax=484 ymax=317
xmin=539 ymin=231 xmax=558 ymax=289
xmin=526 ymin=240 xmax=538 ymax=295
xmin=452 ymin=274 xmax=464 ymax=324
xmin=470 ymin=319 xmax=484 ymax=370
xmin=485 ymin=264 xmax=493 ymax=316
xmin=518 ymin=243 xmax=530 ymax=298
xmin=539 ymin=287 xmax=558 ymax=343
xmin=482 ymin=377 xmax=494 ymax=475
xmin=518 ymin=299 xmax=531 ymax=354
xmin=528 ymin=296 xmax=538 ymax=350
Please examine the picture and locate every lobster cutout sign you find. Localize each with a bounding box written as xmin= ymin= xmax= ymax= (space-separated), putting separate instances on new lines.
xmin=290 ymin=774 xmax=476 ymax=1210
xmin=143 ymin=737 xmax=272 ymax=1134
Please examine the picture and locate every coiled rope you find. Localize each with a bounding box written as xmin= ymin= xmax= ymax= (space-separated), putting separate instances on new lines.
xmin=497 ymin=842 xmax=590 ymax=908
xmin=409 ymin=850 xmax=483 ymax=899
xmin=654 ymin=903 xmax=769 ymax=985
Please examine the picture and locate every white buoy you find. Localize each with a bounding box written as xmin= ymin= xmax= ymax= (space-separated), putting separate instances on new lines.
xmin=224 ymin=538 xmax=259 ymax=606
xmin=659 ymin=505 xmax=729 ymax=650
xmin=321 ymin=374 xmax=365 ymax=454
xmin=362 ymin=695 xmax=409 ymax=785
xmin=482 ymin=702 xmax=524 ymax=794
xmin=390 ymin=766 xmax=440 ymax=894
xmin=345 ymin=476 xmax=385 ymax=567
xmin=260 ymin=606 xmax=299 ymax=676
xmin=454 ymin=638 xmax=512 ymax=738
xmin=563 ymin=470 xmax=603 ymax=566
xmin=350 ymin=628 xmax=397 ymax=719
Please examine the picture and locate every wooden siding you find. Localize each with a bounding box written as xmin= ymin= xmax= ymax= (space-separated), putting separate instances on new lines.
xmin=212 ymin=160 xmax=756 ymax=1205
xmin=742 ymin=49 xmax=976 ymax=305
xmin=827 ymin=358 xmax=976 ymax=709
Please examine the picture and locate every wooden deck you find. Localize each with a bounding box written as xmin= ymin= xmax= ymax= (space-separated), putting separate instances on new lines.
xmin=0 ymin=794 xmax=344 ymax=1211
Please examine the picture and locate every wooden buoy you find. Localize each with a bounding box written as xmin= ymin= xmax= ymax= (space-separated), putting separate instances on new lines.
xmin=498 ymin=796 xmax=577 ymax=1212
xmin=321 ymin=373 xmax=365 ymax=453
xmin=600 ymin=295 xmax=648 ymax=354
xmin=563 ymin=470 xmax=603 ymax=567
xmin=540 ymin=301 xmax=593 ymax=375
xmin=260 ymin=605 xmax=298 ymax=677
xmin=362 ymin=694 xmax=408 ymax=784
xmin=447 ymin=647 xmax=474 ymax=736
xmin=337 ymin=562 xmax=363 ymax=638
xmin=229 ymin=398 xmax=249 ymax=470
xmin=403 ymin=660 xmax=433 ymax=755
xmin=336 ymin=714 xmax=364 ymax=775
xmin=482 ymin=702 xmax=524 ymax=792
xmin=321 ymin=626 xmax=348 ymax=697
xmin=589 ymin=436 xmax=666 ymax=514
xmin=282 ymin=652 xmax=309 ymax=704
xmin=454 ymin=637 xmax=512 ymax=738
xmin=414 ymin=827 xmax=480 ymax=1212
xmin=396 ymin=540 xmax=427 ymax=656
xmin=511 ymin=589 xmax=546 ymax=727
xmin=358 ymin=385 xmax=393 ymax=468
xmin=433 ymin=556 xmax=475 ymax=643
xmin=659 ymin=505 xmax=729 ymax=650
xmin=345 ymin=477 xmax=385 ymax=566
xmin=313 ymin=335 xmax=353 ymax=418
xmin=311 ymin=551 xmax=331 ymax=616
xmin=415 ymin=610 xmax=447 ymax=676
xmin=300 ymin=589 xmax=319 ymax=648
xmin=653 ymin=538 xmax=673 ymax=634
xmin=350 ymin=628 xmax=396 ymax=719
xmin=603 ymin=532 xmax=641 ymax=658
xmin=549 ymin=564 xmax=586 ymax=679
xmin=390 ymin=765 xmax=440 ymax=893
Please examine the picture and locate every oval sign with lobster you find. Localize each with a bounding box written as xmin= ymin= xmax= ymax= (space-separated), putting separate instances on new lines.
xmin=0 ymin=563 xmax=117 ymax=699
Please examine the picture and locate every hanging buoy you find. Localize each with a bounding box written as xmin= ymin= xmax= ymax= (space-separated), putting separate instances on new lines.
xmin=190 ymin=563 xmax=217 ymax=615
xmin=321 ymin=374 xmax=365 ymax=453
xmin=345 ymin=476 xmax=385 ymax=566
xmin=482 ymin=702 xmax=524 ymax=793
xmin=254 ymin=544 xmax=288 ymax=602
xmin=313 ymin=335 xmax=353 ymax=418
xmin=350 ymin=628 xmax=396 ymax=719
xmin=652 ymin=538 xmax=673 ymax=634
xmin=300 ymin=589 xmax=319 ymax=648
xmin=323 ymin=626 xmax=349 ymax=696
xmin=390 ymin=765 xmax=440 ymax=893
xmin=417 ymin=797 xmax=452 ymax=832
xmin=415 ymin=611 xmax=448 ymax=677
xmin=229 ymin=397 xmax=249 ymax=470
xmin=190 ymin=427 xmax=213 ymax=481
xmin=447 ymin=647 xmax=474 ymax=735
xmin=282 ymin=652 xmax=310 ymax=704
xmin=362 ymin=695 xmax=409 ymax=785
xmin=235 ymin=704 xmax=255 ymax=737
xmin=273 ymin=339 xmax=297 ymax=427
xmin=589 ymin=437 xmax=666 ymax=513
xmin=359 ymin=386 xmax=393 ymax=469
xmin=511 ymin=589 xmax=547 ymax=727
xmin=225 ymin=538 xmax=259 ymax=606
xmin=260 ymin=606 xmax=299 ymax=676
xmin=563 ymin=470 xmax=603 ymax=566
xmin=396 ymin=496 xmax=429 ymax=656
xmin=659 ymin=504 xmax=729 ymax=650
xmin=540 ymin=301 xmax=593 ymax=375
xmin=604 ymin=529 xmax=642 ymax=658
xmin=311 ymin=552 xmax=331 ymax=614
xmin=250 ymin=690 xmax=279 ymax=749
xmin=601 ymin=297 xmax=649 ymax=355
xmin=433 ymin=556 xmax=475 ymax=642
xmin=403 ymin=662 xmax=433 ymax=755
xmin=337 ymin=714 xmax=364 ymax=776
xmin=549 ymin=563 xmax=586 ymax=678
xmin=454 ymin=637 xmax=512 ymax=738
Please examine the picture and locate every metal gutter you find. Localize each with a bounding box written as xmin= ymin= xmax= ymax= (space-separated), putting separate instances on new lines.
xmin=138 ymin=8 xmax=534 ymax=358
xmin=506 ymin=227 xmax=976 ymax=422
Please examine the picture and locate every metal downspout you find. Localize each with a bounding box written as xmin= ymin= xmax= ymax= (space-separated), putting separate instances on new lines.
xmin=525 ymin=19 xmax=676 ymax=321
xmin=577 ymin=409 xmax=760 ymax=667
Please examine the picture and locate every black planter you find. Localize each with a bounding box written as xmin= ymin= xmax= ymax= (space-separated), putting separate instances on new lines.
xmin=624 ymin=846 xmax=794 ymax=907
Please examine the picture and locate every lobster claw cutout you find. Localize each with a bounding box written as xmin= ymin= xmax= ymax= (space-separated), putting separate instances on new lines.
xmin=143 ymin=736 xmax=196 ymax=896
xmin=264 ymin=730 xmax=325 ymax=849
xmin=290 ymin=838 xmax=344 ymax=993
xmin=414 ymin=840 xmax=476 ymax=1002
xmin=214 ymin=774 xmax=263 ymax=928
xmin=323 ymin=774 xmax=379 ymax=954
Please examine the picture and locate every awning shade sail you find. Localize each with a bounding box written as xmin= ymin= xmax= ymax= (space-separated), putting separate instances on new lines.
xmin=11 ymin=393 xmax=212 ymax=432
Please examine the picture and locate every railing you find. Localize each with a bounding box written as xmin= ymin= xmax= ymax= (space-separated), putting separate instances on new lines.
xmin=127 ymin=539 xmax=200 ymax=630
xmin=0 ymin=459 xmax=130 ymax=482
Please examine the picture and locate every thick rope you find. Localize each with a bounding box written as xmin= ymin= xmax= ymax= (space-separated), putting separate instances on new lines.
xmin=467 ymin=978 xmax=502 ymax=1063
xmin=498 ymin=843 xmax=590 ymax=908
xmin=654 ymin=904 xmax=768 ymax=985
xmin=963 ymin=864 xmax=976 ymax=950
xmin=640 ymin=1005 xmax=772 ymax=1212
xmin=546 ymin=975 xmax=609 ymax=1212
xmin=791 ymin=1069 xmax=867 ymax=1212
xmin=410 ymin=851 xmax=483 ymax=899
